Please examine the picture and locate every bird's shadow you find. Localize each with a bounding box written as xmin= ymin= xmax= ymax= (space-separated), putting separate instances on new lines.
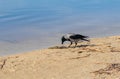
xmin=48 ymin=46 xmax=67 ymax=49
xmin=76 ymin=44 xmax=96 ymax=48
xmin=49 ymin=44 xmax=96 ymax=49
xmin=68 ymin=44 xmax=96 ymax=48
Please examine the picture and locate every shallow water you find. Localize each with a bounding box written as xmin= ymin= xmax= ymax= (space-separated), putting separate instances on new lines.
xmin=0 ymin=0 xmax=120 ymax=56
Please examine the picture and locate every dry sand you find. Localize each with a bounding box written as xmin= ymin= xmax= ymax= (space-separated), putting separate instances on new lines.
xmin=0 ymin=36 xmax=120 ymax=79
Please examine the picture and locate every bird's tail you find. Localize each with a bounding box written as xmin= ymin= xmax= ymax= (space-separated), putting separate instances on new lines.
xmin=82 ymin=38 xmax=90 ymax=42
xmin=82 ymin=35 xmax=90 ymax=42
xmin=82 ymin=35 xmax=89 ymax=38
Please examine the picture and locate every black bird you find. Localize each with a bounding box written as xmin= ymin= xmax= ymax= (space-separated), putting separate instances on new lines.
xmin=61 ymin=33 xmax=90 ymax=47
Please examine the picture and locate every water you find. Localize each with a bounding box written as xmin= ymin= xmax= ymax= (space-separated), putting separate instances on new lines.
xmin=0 ymin=0 xmax=120 ymax=56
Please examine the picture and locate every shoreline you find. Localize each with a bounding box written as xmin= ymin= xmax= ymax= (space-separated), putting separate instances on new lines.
xmin=1 ymin=35 xmax=120 ymax=57
xmin=0 ymin=35 xmax=120 ymax=79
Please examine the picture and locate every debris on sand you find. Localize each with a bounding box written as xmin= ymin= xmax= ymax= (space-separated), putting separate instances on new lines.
xmin=48 ymin=46 xmax=67 ymax=49
xmin=93 ymin=63 xmax=120 ymax=75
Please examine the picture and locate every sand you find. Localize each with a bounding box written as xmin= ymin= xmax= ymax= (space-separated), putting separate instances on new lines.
xmin=0 ymin=36 xmax=120 ymax=79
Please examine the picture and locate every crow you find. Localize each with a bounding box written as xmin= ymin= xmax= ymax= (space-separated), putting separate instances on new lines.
xmin=61 ymin=33 xmax=90 ymax=47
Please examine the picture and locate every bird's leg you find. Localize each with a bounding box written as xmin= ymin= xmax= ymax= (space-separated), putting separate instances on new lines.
xmin=68 ymin=41 xmax=72 ymax=47
xmin=75 ymin=42 xmax=77 ymax=47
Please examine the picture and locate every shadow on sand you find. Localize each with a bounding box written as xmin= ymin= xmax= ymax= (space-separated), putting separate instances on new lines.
xmin=48 ymin=44 xmax=96 ymax=49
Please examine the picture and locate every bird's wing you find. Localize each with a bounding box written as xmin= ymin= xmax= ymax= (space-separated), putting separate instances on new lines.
xmin=70 ymin=34 xmax=88 ymax=39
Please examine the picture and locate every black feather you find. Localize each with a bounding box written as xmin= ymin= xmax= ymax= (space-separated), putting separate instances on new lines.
xmin=70 ymin=34 xmax=88 ymax=39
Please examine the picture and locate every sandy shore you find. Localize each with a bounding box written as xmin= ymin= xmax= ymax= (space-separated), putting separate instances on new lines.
xmin=0 ymin=36 xmax=120 ymax=79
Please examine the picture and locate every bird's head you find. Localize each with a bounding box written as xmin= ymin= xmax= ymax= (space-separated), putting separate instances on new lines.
xmin=61 ymin=36 xmax=66 ymax=44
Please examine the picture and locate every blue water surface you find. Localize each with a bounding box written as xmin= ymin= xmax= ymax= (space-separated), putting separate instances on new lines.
xmin=0 ymin=0 xmax=120 ymax=56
